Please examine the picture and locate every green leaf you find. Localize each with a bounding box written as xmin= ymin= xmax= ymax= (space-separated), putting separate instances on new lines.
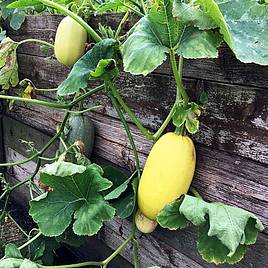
xmin=56 ymin=225 xmax=84 ymax=247
xmin=5 ymin=243 xmax=23 ymax=259
xmin=176 ymin=26 xmax=222 ymax=59
xmin=0 ymin=258 xmax=23 ymax=267
xmin=104 ymin=170 xmax=136 ymax=200
xmin=195 ymin=0 xmax=268 ymax=65
xmin=121 ymin=0 xmax=185 ymax=75
xmin=172 ymin=102 xmax=201 ymax=134
xmin=30 ymin=163 xmax=115 ymax=236
xmin=197 ymin=222 xmax=247 ymax=265
xmin=20 ymin=259 xmax=39 ymax=268
xmin=41 ymin=161 xmax=86 ymax=177
xmin=90 ymin=59 xmax=118 ymax=79
xmin=7 ymin=0 xmax=40 ymax=8
xmin=9 ymin=10 xmax=26 ymax=30
xmin=173 ymin=0 xmax=217 ymax=30
xmin=103 ymin=166 xmax=138 ymax=218
xmin=199 ymin=91 xmax=208 ymax=105
xmin=157 ymin=198 xmax=189 ymax=230
xmin=112 ymin=176 xmax=138 ymax=218
xmin=180 ymin=195 xmax=264 ymax=263
xmin=57 ymin=39 xmax=118 ymax=96
xmin=0 ymin=37 xmax=19 ymax=90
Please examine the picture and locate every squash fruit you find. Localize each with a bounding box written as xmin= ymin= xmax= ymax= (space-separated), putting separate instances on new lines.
xmin=59 ymin=114 xmax=95 ymax=159
xmin=136 ymin=133 xmax=196 ymax=233
xmin=54 ymin=16 xmax=87 ymax=66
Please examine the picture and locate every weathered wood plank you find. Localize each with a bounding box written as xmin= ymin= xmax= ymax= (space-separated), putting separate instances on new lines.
xmin=14 ymin=54 xmax=268 ymax=163
xmin=3 ymin=112 xmax=268 ymax=234
xmin=3 ymin=146 xmax=268 ymax=268
xmin=5 ymin=14 xmax=268 ymax=89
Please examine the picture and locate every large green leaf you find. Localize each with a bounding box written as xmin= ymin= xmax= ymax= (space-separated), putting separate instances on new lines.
xmin=176 ymin=26 xmax=222 ymax=58
xmin=173 ymin=0 xmax=217 ymax=30
xmin=121 ymin=0 xmax=185 ymax=75
xmin=197 ymin=222 xmax=247 ymax=265
xmin=30 ymin=162 xmax=115 ymax=236
xmin=194 ymin=0 xmax=268 ymax=65
xmin=0 ymin=37 xmax=19 ymax=90
xmin=157 ymin=198 xmax=189 ymax=230
xmin=122 ymin=0 xmax=224 ymax=75
xmin=57 ymin=39 xmax=118 ymax=96
xmin=180 ymin=195 xmax=264 ymax=262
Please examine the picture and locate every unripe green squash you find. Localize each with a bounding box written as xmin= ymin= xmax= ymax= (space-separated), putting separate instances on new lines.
xmin=54 ymin=16 xmax=87 ymax=66
xmin=60 ymin=114 xmax=95 ymax=159
xmin=136 ymin=133 xmax=196 ymax=232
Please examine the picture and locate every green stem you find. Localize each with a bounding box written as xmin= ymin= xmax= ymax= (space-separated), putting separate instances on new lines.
xmin=103 ymin=227 xmax=136 ymax=264
xmin=106 ymin=82 xmax=141 ymax=177
xmin=107 ymin=81 xmax=154 ymax=142
xmin=139 ymin=0 xmax=147 ymax=14
xmin=170 ymin=50 xmax=189 ymax=106
xmin=69 ymin=84 xmax=104 ymax=107
xmin=38 ymin=156 xmax=58 ymax=161
xmin=41 ymin=227 xmax=136 ymax=268
xmin=115 ymin=11 xmax=129 ymax=40
xmin=189 ymin=186 xmax=203 ymax=200
xmin=39 ymin=0 xmax=102 ymax=42
xmin=133 ymin=239 xmax=139 ymax=268
xmin=152 ymin=101 xmax=178 ymax=140
xmin=69 ymin=105 xmax=102 ymax=115
xmin=42 ymin=261 xmax=103 ymax=268
xmin=119 ymin=1 xmax=144 ymax=17
xmin=18 ymin=231 xmax=42 ymax=251
xmin=34 ymin=88 xmax=58 ymax=92
xmin=8 ymin=213 xmax=29 ymax=237
xmin=18 ymin=38 xmax=54 ymax=49
xmin=0 ymin=95 xmax=69 ymax=110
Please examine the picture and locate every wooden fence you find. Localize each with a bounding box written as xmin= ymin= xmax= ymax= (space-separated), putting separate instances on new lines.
xmin=1 ymin=14 xmax=268 ymax=268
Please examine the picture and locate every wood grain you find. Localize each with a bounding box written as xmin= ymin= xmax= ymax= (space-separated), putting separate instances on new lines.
xmin=3 ymin=111 xmax=268 ymax=233
xmin=5 ymin=14 xmax=268 ymax=89
xmin=14 ymin=53 xmax=268 ymax=164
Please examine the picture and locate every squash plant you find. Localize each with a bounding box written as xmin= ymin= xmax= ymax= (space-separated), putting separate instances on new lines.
xmin=0 ymin=0 xmax=267 ymax=267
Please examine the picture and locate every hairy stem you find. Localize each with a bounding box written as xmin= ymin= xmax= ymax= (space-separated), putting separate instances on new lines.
xmin=39 ymin=0 xmax=102 ymax=42
xmin=107 ymin=81 xmax=154 ymax=141
xmin=106 ymin=82 xmax=141 ymax=178
xmin=170 ymin=50 xmax=189 ymax=106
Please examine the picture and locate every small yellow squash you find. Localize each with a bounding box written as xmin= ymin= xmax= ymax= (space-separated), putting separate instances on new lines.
xmin=54 ymin=16 xmax=87 ymax=66
xmin=136 ymin=133 xmax=196 ymax=232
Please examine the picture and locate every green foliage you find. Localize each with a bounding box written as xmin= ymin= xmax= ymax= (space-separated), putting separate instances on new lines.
xmin=157 ymin=195 xmax=264 ymax=265
xmin=121 ymin=0 xmax=224 ymax=75
xmin=57 ymin=39 xmax=118 ymax=96
xmin=103 ymin=166 xmax=138 ymax=218
xmin=30 ymin=162 xmax=115 ymax=236
xmin=157 ymin=198 xmax=189 ymax=230
xmin=0 ymin=37 xmax=19 ymax=90
xmin=192 ymin=0 xmax=268 ymax=64
xmin=173 ymin=102 xmax=201 ymax=134
xmin=0 ymin=0 xmax=26 ymax=30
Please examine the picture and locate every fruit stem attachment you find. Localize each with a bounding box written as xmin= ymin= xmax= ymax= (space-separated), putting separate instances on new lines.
xmin=38 ymin=0 xmax=102 ymax=42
